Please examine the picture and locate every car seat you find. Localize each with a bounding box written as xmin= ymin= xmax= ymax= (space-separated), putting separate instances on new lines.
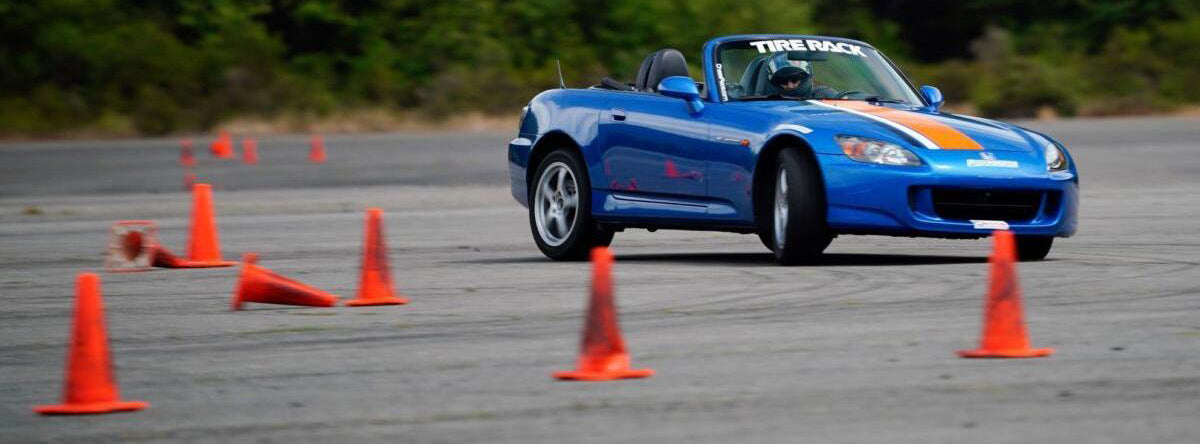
xmin=635 ymin=49 xmax=690 ymax=93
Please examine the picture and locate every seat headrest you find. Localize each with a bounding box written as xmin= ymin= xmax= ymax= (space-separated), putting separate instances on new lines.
xmin=638 ymin=49 xmax=690 ymax=93
xmin=635 ymin=53 xmax=656 ymax=92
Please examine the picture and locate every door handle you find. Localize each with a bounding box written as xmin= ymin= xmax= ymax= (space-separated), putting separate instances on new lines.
xmin=611 ymin=109 xmax=627 ymax=121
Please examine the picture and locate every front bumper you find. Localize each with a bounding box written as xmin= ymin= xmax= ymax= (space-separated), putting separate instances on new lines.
xmin=817 ymin=153 xmax=1078 ymax=238
xmin=508 ymin=137 xmax=534 ymax=207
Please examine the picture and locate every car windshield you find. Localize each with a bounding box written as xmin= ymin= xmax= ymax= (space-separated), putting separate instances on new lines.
xmin=714 ymin=38 xmax=922 ymax=104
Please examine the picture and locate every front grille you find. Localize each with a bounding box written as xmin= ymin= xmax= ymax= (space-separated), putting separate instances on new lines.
xmin=932 ymin=189 xmax=1043 ymax=222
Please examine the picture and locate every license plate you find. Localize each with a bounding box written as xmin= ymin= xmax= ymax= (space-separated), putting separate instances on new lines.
xmin=971 ymin=220 xmax=1010 ymax=230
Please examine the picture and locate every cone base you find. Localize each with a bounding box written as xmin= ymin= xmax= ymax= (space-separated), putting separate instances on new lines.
xmin=553 ymin=368 xmax=655 ymax=381
xmin=34 ymin=400 xmax=148 ymax=415
xmin=345 ymin=296 xmax=409 ymax=306
xmin=957 ymin=347 xmax=1055 ymax=358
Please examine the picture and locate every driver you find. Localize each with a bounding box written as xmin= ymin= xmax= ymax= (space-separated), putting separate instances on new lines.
xmin=768 ymin=55 xmax=838 ymax=99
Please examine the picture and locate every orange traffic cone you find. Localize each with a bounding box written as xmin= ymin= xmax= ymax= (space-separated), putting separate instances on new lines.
xmin=185 ymin=183 xmax=236 ymax=267
xmin=219 ymin=131 xmax=235 ymax=159
xmin=183 ymin=172 xmax=196 ymax=191
xmin=346 ymin=208 xmax=409 ymax=306
xmin=180 ymin=139 xmax=195 ymax=167
xmin=149 ymin=243 xmax=213 ymax=269
xmin=241 ymin=137 xmax=259 ymax=164
xmin=150 ymin=244 xmax=187 ymax=268
xmin=958 ymin=231 xmax=1054 ymax=358
xmin=308 ymin=134 xmax=326 ymax=163
xmin=210 ymin=131 xmax=230 ymax=158
xmin=34 ymin=274 xmax=148 ymax=415
xmin=104 ymin=221 xmax=157 ymax=272
xmin=554 ymin=247 xmax=654 ymax=381
xmin=232 ymin=253 xmax=340 ymax=310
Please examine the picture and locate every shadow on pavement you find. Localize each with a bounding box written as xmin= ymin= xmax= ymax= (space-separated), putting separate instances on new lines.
xmin=451 ymin=252 xmax=988 ymax=266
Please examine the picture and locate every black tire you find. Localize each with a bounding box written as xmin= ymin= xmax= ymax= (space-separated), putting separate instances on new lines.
xmin=1016 ymin=236 xmax=1053 ymax=261
xmin=758 ymin=148 xmax=833 ymax=265
xmin=528 ymin=149 xmax=614 ymax=260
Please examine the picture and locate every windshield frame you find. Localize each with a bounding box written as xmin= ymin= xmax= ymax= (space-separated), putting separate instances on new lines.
xmin=703 ymin=35 xmax=927 ymax=106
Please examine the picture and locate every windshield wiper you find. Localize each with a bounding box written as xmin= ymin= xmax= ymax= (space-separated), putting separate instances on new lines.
xmin=863 ymin=96 xmax=908 ymax=105
xmin=736 ymin=93 xmax=809 ymax=101
xmin=736 ymin=93 xmax=789 ymax=101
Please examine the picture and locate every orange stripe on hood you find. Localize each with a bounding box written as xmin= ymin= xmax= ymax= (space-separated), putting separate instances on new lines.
xmin=821 ymin=100 xmax=982 ymax=150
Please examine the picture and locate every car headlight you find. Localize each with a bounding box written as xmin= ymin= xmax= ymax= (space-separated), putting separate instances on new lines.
xmin=1045 ymin=143 xmax=1068 ymax=171
xmin=836 ymin=136 xmax=922 ymax=166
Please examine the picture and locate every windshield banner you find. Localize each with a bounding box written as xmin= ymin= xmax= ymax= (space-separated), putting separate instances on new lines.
xmin=748 ymin=39 xmax=866 ymax=57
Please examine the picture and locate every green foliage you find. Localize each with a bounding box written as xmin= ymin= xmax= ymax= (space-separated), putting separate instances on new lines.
xmin=2 ymin=0 xmax=1200 ymax=136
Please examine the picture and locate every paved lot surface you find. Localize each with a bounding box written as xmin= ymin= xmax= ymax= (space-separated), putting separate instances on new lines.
xmin=1 ymin=117 xmax=1198 ymax=443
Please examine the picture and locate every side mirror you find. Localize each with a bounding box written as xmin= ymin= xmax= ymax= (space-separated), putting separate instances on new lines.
xmin=920 ymin=85 xmax=944 ymax=113
xmin=658 ymin=76 xmax=704 ymax=115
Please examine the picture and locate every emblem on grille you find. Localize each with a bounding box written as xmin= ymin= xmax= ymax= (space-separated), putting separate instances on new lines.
xmin=979 ymin=152 xmax=996 ymax=160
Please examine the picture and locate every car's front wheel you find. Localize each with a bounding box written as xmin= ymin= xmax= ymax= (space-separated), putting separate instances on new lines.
xmin=760 ymin=148 xmax=833 ymax=265
xmin=1015 ymin=235 xmax=1053 ymax=261
xmin=529 ymin=149 xmax=613 ymax=260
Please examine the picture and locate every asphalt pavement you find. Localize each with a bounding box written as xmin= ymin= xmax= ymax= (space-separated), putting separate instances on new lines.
xmin=1 ymin=117 xmax=1198 ymax=443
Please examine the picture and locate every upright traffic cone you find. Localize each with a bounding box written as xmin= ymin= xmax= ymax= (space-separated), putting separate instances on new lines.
xmin=308 ymin=134 xmax=326 ymax=163
xmin=180 ymin=139 xmax=195 ymax=167
xmin=183 ymin=172 xmax=196 ymax=191
xmin=958 ymin=230 xmax=1054 ymax=358
xmin=185 ymin=183 xmax=236 ymax=267
xmin=232 ymin=253 xmax=340 ymax=310
xmin=217 ymin=131 xmax=235 ymax=158
xmin=34 ymin=274 xmax=148 ymax=415
xmin=554 ymin=247 xmax=654 ymax=381
xmin=346 ymin=208 xmax=409 ymax=306
xmin=241 ymin=137 xmax=259 ymax=165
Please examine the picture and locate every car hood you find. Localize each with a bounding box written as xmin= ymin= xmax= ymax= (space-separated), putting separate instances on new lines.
xmin=737 ymin=100 xmax=1041 ymax=152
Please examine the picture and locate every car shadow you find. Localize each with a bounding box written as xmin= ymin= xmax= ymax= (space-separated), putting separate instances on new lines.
xmin=615 ymin=252 xmax=988 ymax=266
xmin=450 ymin=252 xmax=989 ymax=266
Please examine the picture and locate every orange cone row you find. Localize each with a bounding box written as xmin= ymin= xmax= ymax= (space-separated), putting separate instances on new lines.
xmin=45 ymin=151 xmax=1053 ymax=416
xmin=182 ymin=133 xmax=327 ymax=188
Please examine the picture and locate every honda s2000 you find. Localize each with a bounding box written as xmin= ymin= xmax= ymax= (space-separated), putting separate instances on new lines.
xmin=507 ymin=35 xmax=1078 ymax=265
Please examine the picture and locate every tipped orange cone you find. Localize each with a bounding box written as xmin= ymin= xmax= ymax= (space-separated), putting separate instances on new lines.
xmin=232 ymin=253 xmax=339 ymax=310
xmin=150 ymin=244 xmax=187 ymax=268
xmin=346 ymin=208 xmax=409 ymax=306
xmin=308 ymin=134 xmax=326 ymax=163
xmin=150 ymin=243 xmax=220 ymax=269
xmin=34 ymin=274 xmax=148 ymax=415
xmin=958 ymin=231 xmax=1054 ymax=358
xmin=104 ymin=221 xmax=156 ymax=272
xmin=180 ymin=139 xmax=195 ymax=167
xmin=554 ymin=247 xmax=654 ymax=381
xmin=241 ymin=137 xmax=258 ymax=165
xmin=185 ymin=183 xmax=236 ymax=267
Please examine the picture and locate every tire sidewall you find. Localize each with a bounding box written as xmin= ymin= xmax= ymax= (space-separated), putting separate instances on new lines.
xmin=771 ymin=148 xmax=831 ymax=264
xmin=529 ymin=149 xmax=601 ymax=260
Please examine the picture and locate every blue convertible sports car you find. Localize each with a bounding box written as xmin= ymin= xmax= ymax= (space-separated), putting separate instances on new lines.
xmin=508 ymin=35 xmax=1078 ymax=265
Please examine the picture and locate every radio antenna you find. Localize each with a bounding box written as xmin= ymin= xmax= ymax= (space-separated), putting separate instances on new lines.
xmin=556 ymin=59 xmax=566 ymax=89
